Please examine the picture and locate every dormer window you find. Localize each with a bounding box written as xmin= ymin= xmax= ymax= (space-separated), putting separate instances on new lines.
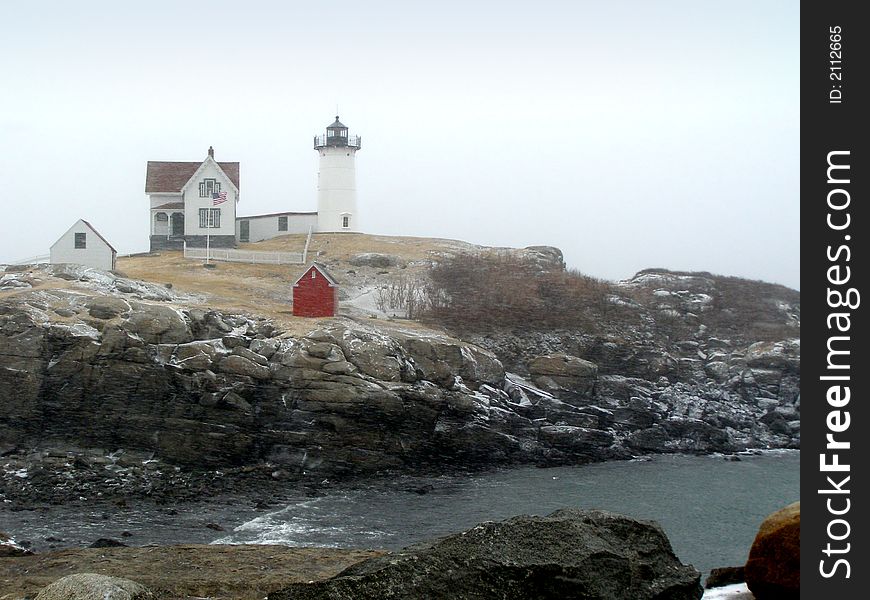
xmin=199 ymin=179 xmax=220 ymax=198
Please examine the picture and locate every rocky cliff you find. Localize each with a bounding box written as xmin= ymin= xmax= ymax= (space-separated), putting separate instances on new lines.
xmin=0 ymin=259 xmax=798 ymax=504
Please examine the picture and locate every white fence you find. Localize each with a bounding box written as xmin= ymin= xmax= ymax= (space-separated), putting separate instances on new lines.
xmin=184 ymin=244 xmax=305 ymax=265
xmin=9 ymin=254 xmax=50 ymax=265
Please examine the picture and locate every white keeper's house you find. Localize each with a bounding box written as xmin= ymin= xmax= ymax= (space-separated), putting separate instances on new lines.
xmin=146 ymin=146 xmax=240 ymax=251
xmin=145 ymin=115 xmax=362 ymax=252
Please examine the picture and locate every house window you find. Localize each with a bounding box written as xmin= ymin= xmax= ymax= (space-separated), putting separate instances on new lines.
xmin=198 ymin=208 xmax=221 ymax=228
xmin=340 ymin=130 xmax=347 ymax=137
xmin=198 ymin=179 xmax=220 ymax=198
xmin=342 ymin=215 xmax=350 ymax=228
xmin=278 ymin=216 xmax=288 ymax=231
xmin=74 ymin=232 xmax=86 ymax=249
xmin=311 ymin=270 xmax=316 ymax=279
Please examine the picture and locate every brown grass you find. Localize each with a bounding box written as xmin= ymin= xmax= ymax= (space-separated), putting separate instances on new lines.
xmin=243 ymin=232 xmax=479 ymax=263
xmin=0 ymin=544 xmax=382 ymax=599
xmin=112 ymin=233 xmax=481 ymax=335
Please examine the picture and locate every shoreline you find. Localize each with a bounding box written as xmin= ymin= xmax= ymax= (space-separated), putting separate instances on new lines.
xmin=1 ymin=447 xmax=799 ymax=512
xmin=2 ymin=451 xmax=799 ymax=557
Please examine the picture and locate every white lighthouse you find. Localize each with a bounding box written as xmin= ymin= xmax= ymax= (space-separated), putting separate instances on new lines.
xmin=314 ymin=116 xmax=361 ymax=232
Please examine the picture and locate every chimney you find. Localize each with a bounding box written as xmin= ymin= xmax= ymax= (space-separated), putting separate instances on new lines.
xmin=208 ymin=146 xmax=214 ymax=158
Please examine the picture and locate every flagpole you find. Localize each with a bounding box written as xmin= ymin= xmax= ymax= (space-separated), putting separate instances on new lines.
xmin=205 ymin=191 xmax=226 ymax=266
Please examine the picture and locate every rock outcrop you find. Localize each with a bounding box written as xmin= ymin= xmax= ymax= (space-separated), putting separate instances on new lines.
xmin=347 ymin=253 xmax=403 ymax=268
xmin=1 ymin=530 xmax=33 ymax=557
xmin=270 ymin=509 xmax=702 ymax=600
xmin=528 ymin=353 xmax=597 ymax=398
xmin=35 ymin=573 xmax=152 ymax=600
xmin=745 ymin=502 xmax=800 ymax=599
xmin=0 ymin=261 xmax=799 ymax=503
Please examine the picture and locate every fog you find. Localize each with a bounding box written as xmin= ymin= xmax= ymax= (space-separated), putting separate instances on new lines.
xmin=0 ymin=0 xmax=799 ymax=289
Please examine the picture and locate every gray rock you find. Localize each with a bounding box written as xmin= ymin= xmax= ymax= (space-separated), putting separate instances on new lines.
xmin=35 ymin=573 xmax=152 ymax=600
xmin=233 ymin=345 xmax=269 ymax=365
xmin=322 ymin=360 xmax=358 ymax=375
xmin=1 ymin=531 xmax=33 ymax=557
xmin=219 ymin=355 xmax=271 ymax=380
xmin=222 ymin=391 xmax=252 ymax=413
xmin=249 ymin=337 xmax=279 ymax=359
xmin=269 ymin=509 xmax=702 ymax=600
xmin=305 ymin=342 xmax=345 ymax=361
xmin=528 ymin=353 xmax=598 ymax=398
xmin=403 ymin=336 xmax=504 ymax=388
xmin=538 ymin=425 xmax=614 ymax=453
xmin=347 ymin=253 xmax=402 ymax=268
xmin=521 ymin=245 xmax=565 ymax=271
xmin=174 ymin=341 xmax=218 ymax=371
xmin=705 ymin=566 xmax=745 ymax=588
xmin=745 ymin=340 xmax=800 ymax=373
xmin=86 ymin=297 xmax=131 ymax=320
xmin=221 ymin=334 xmax=248 ymax=349
xmin=123 ymin=303 xmax=192 ymax=344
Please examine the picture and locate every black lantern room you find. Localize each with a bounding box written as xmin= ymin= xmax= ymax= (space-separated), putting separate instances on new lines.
xmin=314 ymin=115 xmax=361 ymax=150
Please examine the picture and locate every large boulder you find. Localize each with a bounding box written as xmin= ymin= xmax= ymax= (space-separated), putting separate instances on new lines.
xmin=520 ymin=245 xmax=565 ymax=271
xmin=269 ymin=509 xmax=702 ymax=600
xmin=122 ymin=303 xmax=192 ymax=344
xmin=401 ymin=336 xmax=504 ymax=388
xmin=348 ymin=253 xmax=402 ymax=268
xmin=744 ymin=340 xmax=800 ymax=374
xmin=745 ymin=502 xmax=800 ymax=599
xmin=35 ymin=573 xmax=152 ymax=600
xmin=86 ymin=296 xmax=131 ymax=320
xmin=528 ymin=353 xmax=598 ymax=398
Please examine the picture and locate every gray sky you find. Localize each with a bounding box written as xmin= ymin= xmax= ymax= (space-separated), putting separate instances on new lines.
xmin=1 ymin=0 xmax=799 ymax=289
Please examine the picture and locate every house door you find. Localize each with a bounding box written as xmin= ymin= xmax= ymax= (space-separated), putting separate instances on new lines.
xmin=239 ymin=220 xmax=250 ymax=242
xmin=171 ymin=213 xmax=185 ymax=236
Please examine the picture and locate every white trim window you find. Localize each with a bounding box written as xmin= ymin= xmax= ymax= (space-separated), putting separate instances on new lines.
xmin=198 ymin=208 xmax=221 ymax=229
xmin=198 ymin=178 xmax=220 ymax=198
xmin=342 ymin=215 xmax=350 ymax=228
xmin=74 ymin=232 xmax=87 ymax=249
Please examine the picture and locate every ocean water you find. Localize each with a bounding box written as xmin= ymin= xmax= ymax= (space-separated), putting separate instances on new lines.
xmin=215 ymin=451 xmax=800 ymax=575
xmin=3 ymin=451 xmax=799 ymax=576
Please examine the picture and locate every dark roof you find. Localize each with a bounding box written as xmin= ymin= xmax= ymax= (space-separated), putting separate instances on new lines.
xmin=237 ymin=211 xmax=317 ymax=220
xmin=153 ymin=202 xmax=184 ymax=210
xmin=327 ymin=116 xmax=347 ymax=129
xmin=145 ymin=160 xmax=240 ymax=193
xmin=293 ymin=262 xmax=338 ymax=286
xmin=81 ymin=220 xmax=117 ymax=254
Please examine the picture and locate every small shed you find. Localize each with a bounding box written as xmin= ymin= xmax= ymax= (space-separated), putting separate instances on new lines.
xmin=292 ymin=262 xmax=338 ymax=317
xmin=50 ymin=219 xmax=117 ymax=271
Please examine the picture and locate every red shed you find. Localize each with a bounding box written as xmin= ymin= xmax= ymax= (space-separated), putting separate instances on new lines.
xmin=292 ymin=262 xmax=339 ymax=317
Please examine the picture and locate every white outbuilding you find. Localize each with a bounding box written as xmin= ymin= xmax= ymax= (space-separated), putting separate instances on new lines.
xmin=50 ymin=219 xmax=117 ymax=271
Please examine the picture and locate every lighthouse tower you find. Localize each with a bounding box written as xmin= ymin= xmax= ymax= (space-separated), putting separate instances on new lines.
xmin=314 ymin=116 xmax=361 ymax=232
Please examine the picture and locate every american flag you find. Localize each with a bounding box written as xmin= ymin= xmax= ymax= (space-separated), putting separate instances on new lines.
xmin=212 ymin=191 xmax=228 ymax=206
